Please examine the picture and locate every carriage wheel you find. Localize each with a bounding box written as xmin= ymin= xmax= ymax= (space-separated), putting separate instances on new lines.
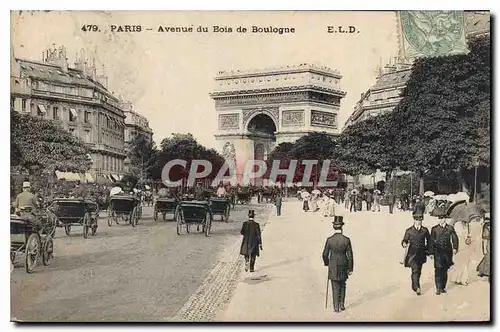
xmin=83 ymin=213 xmax=91 ymax=239
xmin=224 ymin=207 xmax=230 ymax=223
xmin=204 ymin=212 xmax=212 ymax=237
xmin=42 ymin=236 xmax=54 ymax=266
xmin=91 ymin=221 xmax=98 ymax=236
xmin=153 ymin=210 xmax=158 ymax=221
xmin=64 ymin=225 xmax=71 ymax=236
xmin=25 ymin=233 xmax=41 ymax=273
xmin=162 ymin=213 xmax=166 ymax=221
xmin=176 ymin=209 xmax=183 ymax=235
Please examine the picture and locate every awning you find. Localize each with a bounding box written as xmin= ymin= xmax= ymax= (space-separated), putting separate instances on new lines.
xmin=55 ymin=171 xmax=81 ymax=182
xmin=37 ymin=104 xmax=47 ymax=114
xmin=85 ymin=173 xmax=94 ymax=183
xmin=70 ymin=108 xmax=78 ymax=117
xmin=110 ymin=174 xmax=120 ymax=181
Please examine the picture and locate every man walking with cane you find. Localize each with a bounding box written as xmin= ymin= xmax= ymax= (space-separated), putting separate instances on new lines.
xmin=240 ymin=210 xmax=263 ymax=273
xmin=322 ymin=216 xmax=354 ymax=312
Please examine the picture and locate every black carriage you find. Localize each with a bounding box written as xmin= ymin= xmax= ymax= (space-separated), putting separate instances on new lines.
xmin=209 ymin=197 xmax=230 ymax=222
xmin=262 ymin=189 xmax=274 ymax=203
xmin=108 ymin=195 xmax=141 ymax=227
xmin=51 ymin=198 xmax=99 ymax=238
xmin=236 ymin=191 xmax=252 ymax=204
xmin=11 ymin=209 xmax=56 ymax=273
xmin=154 ymin=198 xmax=178 ymax=221
xmin=175 ymin=201 xmax=213 ymax=236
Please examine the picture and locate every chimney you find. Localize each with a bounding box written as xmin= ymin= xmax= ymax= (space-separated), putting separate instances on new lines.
xmin=43 ymin=44 xmax=69 ymax=73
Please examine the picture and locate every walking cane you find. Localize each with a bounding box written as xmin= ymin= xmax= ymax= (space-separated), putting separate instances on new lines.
xmin=325 ymin=276 xmax=329 ymax=309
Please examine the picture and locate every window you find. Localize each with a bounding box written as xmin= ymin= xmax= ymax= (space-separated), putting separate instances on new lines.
xmin=53 ymin=106 xmax=59 ymax=120
xmin=10 ymin=97 xmax=15 ymax=109
xmin=84 ymin=111 xmax=91 ymax=124
xmin=84 ymin=130 xmax=91 ymax=143
xmin=21 ymin=99 xmax=27 ymax=112
xmin=69 ymin=109 xmax=77 ymax=122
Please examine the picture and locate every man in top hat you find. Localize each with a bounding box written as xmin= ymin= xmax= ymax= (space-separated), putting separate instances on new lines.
xmin=322 ymin=216 xmax=354 ymax=312
xmin=429 ymin=207 xmax=459 ymax=295
xmin=240 ymin=210 xmax=263 ymax=272
xmin=401 ymin=213 xmax=431 ymax=295
xmin=14 ymin=182 xmax=38 ymax=213
xmin=412 ymin=196 xmax=426 ymax=221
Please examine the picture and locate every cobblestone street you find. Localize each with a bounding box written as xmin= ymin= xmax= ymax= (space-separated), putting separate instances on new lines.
xmin=10 ymin=202 xmax=272 ymax=322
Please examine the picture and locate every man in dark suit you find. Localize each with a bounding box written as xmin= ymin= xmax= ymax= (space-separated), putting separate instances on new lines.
xmin=429 ymin=208 xmax=459 ymax=295
xmin=364 ymin=190 xmax=373 ymax=212
xmin=387 ymin=192 xmax=396 ymax=214
xmin=401 ymin=215 xmax=430 ymax=295
xmin=240 ymin=210 xmax=263 ymax=272
xmin=322 ymin=216 xmax=354 ymax=313
xmin=275 ymin=193 xmax=282 ymax=216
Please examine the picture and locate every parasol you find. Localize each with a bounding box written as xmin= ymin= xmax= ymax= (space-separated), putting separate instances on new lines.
xmin=455 ymin=191 xmax=470 ymax=202
xmin=301 ymin=191 xmax=311 ymax=199
xmin=312 ymin=189 xmax=321 ymax=195
xmin=433 ymin=195 xmax=447 ymax=201
xmin=110 ymin=186 xmax=123 ymax=196
xmin=447 ymin=201 xmax=484 ymax=225
xmin=446 ymin=194 xmax=458 ymax=202
xmin=374 ymin=189 xmax=381 ymax=194
xmin=424 ymin=191 xmax=435 ymax=197
xmin=351 ymin=189 xmax=359 ymax=195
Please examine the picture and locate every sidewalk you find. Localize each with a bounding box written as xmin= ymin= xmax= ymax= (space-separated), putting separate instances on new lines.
xmin=218 ymin=201 xmax=490 ymax=322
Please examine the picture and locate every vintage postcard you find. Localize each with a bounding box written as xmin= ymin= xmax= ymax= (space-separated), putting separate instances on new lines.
xmin=10 ymin=10 xmax=491 ymax=322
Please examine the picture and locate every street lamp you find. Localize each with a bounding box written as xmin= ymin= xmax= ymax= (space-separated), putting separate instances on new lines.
xmin=474 ymin=158 xmax=480 ymax=204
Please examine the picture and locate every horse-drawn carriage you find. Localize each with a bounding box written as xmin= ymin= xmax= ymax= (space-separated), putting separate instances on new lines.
xmin=11 ymin=208 xmax=56 ymax=273
xmin=209 ymin=197 xmax=231 ymax=222
xmin=236 ymin=191 xmax=252 ymax=204
xmin=50 ymin=198 xmax=99 ymax=238
xmin=261 ymin=188 xmax=274 ymax=203
xmin=154 ymin=198 xmax=178 ymax=221
xmin=108 ymin=195 xmax=141 ymax=227
xmin=175 ymin=201 xmax=213 ymax=236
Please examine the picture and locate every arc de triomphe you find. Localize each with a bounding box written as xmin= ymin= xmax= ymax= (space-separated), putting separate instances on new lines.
xmin=210 ymin=64 xmax=346 ymax=183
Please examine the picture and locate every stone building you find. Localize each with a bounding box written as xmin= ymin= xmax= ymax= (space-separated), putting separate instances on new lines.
xmin=10 ymin=45 xmax=127 ymax=183
xmin=121 ymin=101 xmax=154 ymax=174
xmin=211 ymin=64 xmax=346 ymax=184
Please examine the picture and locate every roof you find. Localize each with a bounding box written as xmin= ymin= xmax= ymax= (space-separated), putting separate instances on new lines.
xmin=465 ymin=12 xmax=490 ymax=37
xmin=215 ymin=63 xmax=342 ymax=79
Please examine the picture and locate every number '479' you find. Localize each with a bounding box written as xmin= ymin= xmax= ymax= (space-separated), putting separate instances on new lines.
xmin=81 ymin=25 xmax=99 ymax=32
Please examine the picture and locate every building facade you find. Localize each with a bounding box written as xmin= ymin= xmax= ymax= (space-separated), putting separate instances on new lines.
xmin=211 ymin=64 xmax=346 ymax=184
xmin=121 ymin=101 xmax=154 ymax=173
xmin=11 ymin=45 xmax=127 ymax=183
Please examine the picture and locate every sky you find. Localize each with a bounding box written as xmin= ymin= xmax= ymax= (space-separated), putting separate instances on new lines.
xmin=11 ymin=11 xmax=400 ymax=148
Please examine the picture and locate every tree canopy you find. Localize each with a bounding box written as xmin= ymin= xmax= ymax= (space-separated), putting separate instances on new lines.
xmin=127 ymin=132 xmax=158 ymax=180
xmin=11 ymin=110 xmax=92 ymax=176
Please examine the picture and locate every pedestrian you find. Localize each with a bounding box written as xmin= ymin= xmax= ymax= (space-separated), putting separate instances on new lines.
xmin=365 ymin=190 xmax=373 ymax=212
xmin=275 ymin=193 xmax=282 ymax=216
xmin=372 ymin=190 xmax=381 ymax=212
xmin=322 ymin=216 xmax=354 ymax=313
xmin=328 ymin=194 xmax=336 ymax=217
xmin=344 ymin=190 xmax=349 ymax=209
xmin=401 ymin=215 xmax=430 ymax=295
xmin=240 ymin=210 xmax=263 ymax=273
xmin=412 ymin=196 xmax=425 ymax=221
xmin=302 ymin=192 xmax=310 ymax=212
xmin=387 ymin=192 xmax=396 ymax=214
xmin=429 ymin=208 xmax=459 ymax=295
xmin=477 ymin=213 xmax=490 ymax=282
xmin=349 ymin=192 xmax=357 ymax=212
xmin=322 ymin=194 xmax=330 ymax=217
xmin=450 ymin=219 xmax=480 ymax=286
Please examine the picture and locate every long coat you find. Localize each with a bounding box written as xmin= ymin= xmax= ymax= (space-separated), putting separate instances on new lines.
xmin=429 ymin=224 xmax=459 ymax=269
xmin=322 ymin=233 xmax=354 ymax=281
xmin=240 ymin=220 xmax=262 ymax=257
xmin=401 ymin=226 xmax=430 ymax=268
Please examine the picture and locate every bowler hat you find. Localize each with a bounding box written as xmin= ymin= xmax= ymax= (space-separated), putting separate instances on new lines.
xmin=248 ymin=210 xmax=255 ymax=218
xmin=332 ymin=215 xmax=344 ymax=228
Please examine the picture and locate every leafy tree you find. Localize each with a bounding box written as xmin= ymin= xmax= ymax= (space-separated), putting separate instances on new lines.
xmin=264 ymin=142 xmax=294 ymax=182
xmin=127 ymin=132 xmax=158 ymax=180
xmin=156 ymin=133 xmax=224 ymax=185
xmin=11 ymin=110 xmax=92 ymax=180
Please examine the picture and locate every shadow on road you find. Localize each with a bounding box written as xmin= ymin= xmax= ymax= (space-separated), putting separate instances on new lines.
xmin=347 ymin=284 xmax=400 ymax=310
xmin=257 ymin=256 xmax=308 ymax=272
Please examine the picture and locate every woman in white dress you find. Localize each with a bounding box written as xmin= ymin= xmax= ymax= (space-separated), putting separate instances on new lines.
xmin=322 ymin=194 xmax=330 ymax=217
xmin=449 ymin=220 xmax=481 ymax=285
xmin=327 ymin=195 xmax=336 ymax=217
